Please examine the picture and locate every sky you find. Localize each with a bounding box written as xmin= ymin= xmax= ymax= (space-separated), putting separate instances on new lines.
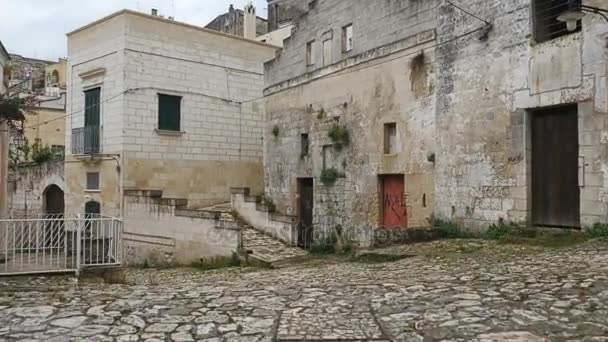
xmin=0 ymin=0 xmax=268 ymax=61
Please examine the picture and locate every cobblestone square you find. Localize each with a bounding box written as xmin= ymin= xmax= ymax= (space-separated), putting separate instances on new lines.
xmin=1 ymin=240 xmax=608 ymax=341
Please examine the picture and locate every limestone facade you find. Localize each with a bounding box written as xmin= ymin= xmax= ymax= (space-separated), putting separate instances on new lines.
xmin=263 ymin=0 xmax=608 ymax=246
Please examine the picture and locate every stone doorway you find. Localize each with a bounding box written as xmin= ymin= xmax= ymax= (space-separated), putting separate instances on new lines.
xmin=43 ymin=184 xmax=65 ymax=215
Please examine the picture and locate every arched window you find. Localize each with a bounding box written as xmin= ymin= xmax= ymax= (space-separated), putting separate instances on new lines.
xmin=85 ymin=201 xmax=101 ymax=217
xmin=51 ymin=70 xmax=59 ymax=84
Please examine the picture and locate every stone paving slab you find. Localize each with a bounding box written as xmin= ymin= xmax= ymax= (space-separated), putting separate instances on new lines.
xmin=1 ymin=240 xmax=608 ymax=341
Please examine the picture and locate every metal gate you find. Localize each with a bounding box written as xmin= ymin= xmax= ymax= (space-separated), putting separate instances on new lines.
xmin=0 ymin=214 xmax=122 ymax=275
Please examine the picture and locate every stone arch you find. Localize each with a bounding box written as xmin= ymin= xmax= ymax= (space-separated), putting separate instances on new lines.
xmin=51 ymin=70 xmax=59 ymax=84
xmin=43 ymin=184 xmax=64 ymax=215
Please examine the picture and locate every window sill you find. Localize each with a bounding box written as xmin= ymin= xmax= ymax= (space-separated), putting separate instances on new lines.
xmin=155 ymin=129 xmax=185 ymax=136
xmin=84 ymin=189 xmax=101 ymax=193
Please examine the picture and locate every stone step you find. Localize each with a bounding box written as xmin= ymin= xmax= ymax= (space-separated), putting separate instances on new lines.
xmin=204 ymin=203 xmax=308 ymax=266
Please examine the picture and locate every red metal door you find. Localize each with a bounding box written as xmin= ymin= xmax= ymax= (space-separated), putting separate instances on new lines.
xmin=382 ymin=175 xmax=407 ymax=229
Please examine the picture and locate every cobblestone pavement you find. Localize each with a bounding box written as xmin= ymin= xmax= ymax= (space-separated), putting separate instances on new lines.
xmin=1 ymin=240 xmax=608 ymax=341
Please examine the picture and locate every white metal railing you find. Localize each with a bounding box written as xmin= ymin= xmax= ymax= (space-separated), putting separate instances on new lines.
xmin=0 ymin=215 xmax=122 ymax=276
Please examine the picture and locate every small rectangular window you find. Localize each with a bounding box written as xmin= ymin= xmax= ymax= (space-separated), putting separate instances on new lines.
xmin=86 ymin=172 xmax=100 ymax=190
xmin=301 ymin=133 xmax=310 ymax=157
xmin=532 ymin=0 xmax=581 ymax=43
xmin=384 ymin=123 xmax=397 ymax=154
xmin=323 ymin=39 xmax=332 ymax=66
xmin=343 ymin=24 xmax=353 ymax=52
xmin=306 ymin=40 xmax=316 ymax=66
xmin=158 ymin=94 xmax=182 ymax=131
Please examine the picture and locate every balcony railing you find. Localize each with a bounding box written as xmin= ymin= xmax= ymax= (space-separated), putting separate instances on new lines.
xmin=71 ymin=126 xmax=100 ymax=155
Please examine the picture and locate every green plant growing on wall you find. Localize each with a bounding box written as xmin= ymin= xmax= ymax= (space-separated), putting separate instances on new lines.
xmin=30 ymin=139 xmax=56 ymax=164
xmin=272 ymin=125 xmax=280 ymax=138
xmin=260 ymin=195 xmax=277 ymax=213
xmin=317 ymin=108 xmax=326 ymax=120
xmin=320 ymin=167 xmax=344 ymax=186
xmin=328 ymin=124 xmax=350 ymax=150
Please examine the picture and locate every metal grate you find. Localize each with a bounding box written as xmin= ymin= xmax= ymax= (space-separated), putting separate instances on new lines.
xmin=0 ymin=215 xmax=122 ymax=276
xmin=532 ymin=0 xmax=582 ymax=42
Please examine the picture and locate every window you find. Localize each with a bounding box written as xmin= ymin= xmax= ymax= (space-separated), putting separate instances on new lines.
xmin=384 ymin=123 xmax=397 ymax=154
xmin=343 ymin=24 xmax=353 ymax=52
xmin=532 ymin=0 xmax=581 ymax=42
xmin=86 ymin=172 xmax=100 ymax=191
xmin=306 ymin=40 xmax=316 ymax=66
xmin=158 ymin=94 xmax=181 ymax=131
xmin=84 ymin=88 xmax=100 ymax=128
xmin=323 ymin=39 xmax=332 ymax=66
xmin=301 ymin=133 xmax=310 ymax=157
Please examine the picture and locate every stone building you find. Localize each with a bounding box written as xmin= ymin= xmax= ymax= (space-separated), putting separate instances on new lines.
xmin=8 ymin=54 xmax=53 ymax=94
xmin=266 ymin=0 xmax=310 ymax=32
xmin=206 ymin=4 xmax=268 ymax=39
xmin=23 ymin=59 xmax=67 ymax=151
xmin=65 ymin=10 xmax=277 ymax=264
xmin=262 ymin=0 xmax=608 ymax=247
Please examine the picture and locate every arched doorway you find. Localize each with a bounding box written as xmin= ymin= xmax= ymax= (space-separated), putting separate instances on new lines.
xmin=84 ymin=201 xmax=101 ymax=233
xmin=85 ymin=201 xmax=101 ymax=216
xmin=44 ymin=184 xmax=65 ymax=215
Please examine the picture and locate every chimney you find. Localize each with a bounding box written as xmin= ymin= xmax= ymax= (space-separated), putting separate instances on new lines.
xmin=244 ymin=1 xmax=256 ymax=39
xmin=151 ymin=8 xmax=158 ymax=16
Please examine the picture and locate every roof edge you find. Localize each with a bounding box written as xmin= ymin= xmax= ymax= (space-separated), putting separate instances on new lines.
xmin=66 ymin=9 xmax=279 ymax=50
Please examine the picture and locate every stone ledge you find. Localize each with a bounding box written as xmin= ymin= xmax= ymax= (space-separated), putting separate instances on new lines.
xmin=175 ymin=209 xmax=221 ymax=220
xmin=269 ymin=213 xmax=296 ymax=224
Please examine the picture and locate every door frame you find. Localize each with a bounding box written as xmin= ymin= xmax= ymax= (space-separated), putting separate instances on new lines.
xmin=378 ymin=174 xmax=407 ymax=229
xmin=296 ymin=178 xmax=314 ymax=248
xmin=529 ymin=103 xmax=580 ymax=228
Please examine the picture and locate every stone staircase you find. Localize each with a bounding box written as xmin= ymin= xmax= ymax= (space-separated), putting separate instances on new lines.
xmin=204 ymin=203 xmax=308 ymax=267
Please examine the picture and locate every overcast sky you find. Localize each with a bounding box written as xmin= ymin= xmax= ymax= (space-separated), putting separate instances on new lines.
xmin=0 ymin=0 xmax=268 ymax=61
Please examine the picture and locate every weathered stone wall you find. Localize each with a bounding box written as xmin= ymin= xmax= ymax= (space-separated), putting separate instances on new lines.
xmin=264 ymin=0 xmax=439 ymax=247
xmin=264 ymin=0 xmax=608 ymax=243
xmin=123 ymin=191 xmax=241 ymax=266
xmin=267 ymin=0 xmax=310 ymax=32
xmin=265 ymin=0 xmax=438 ymax=86
xmin=434 ymin=0 xmax=608 ymax=228
xmin=7 ymin=160 xmax=65 ymax=217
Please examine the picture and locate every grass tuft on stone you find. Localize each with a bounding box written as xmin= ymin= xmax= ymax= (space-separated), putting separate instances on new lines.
xmin=433 ymin=218 xmax=472 ymax=239
xmin=191 ymin=252 xmax=241 ymax=271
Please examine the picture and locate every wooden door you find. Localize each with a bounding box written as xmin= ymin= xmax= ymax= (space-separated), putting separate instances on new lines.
xmin=381 ymin=175 xmax=408 ymax=229
xmin=297 ymin=178 xmax=314 ymax=249
xmin=532 ymin=105 xmax=580 ymax=228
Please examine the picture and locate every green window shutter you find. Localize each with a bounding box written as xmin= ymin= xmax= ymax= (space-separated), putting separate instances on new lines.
xmin=84 ymin=88 xmax=100 ymax=127
xmin=158 ymin=94 xmax=181 ymax=131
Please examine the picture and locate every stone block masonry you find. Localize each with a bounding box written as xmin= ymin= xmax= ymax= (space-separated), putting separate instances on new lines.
xmin=263 ymin=0 xmax=608 ymax=247
xmin=123 ymin=190 xmax=241 ymax=267
xmin=65 ymin=10 xmax=279 ymax=215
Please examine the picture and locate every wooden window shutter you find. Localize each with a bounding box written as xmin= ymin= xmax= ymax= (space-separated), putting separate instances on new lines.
xmin=158 ymin=94 xmax=181 ymax=131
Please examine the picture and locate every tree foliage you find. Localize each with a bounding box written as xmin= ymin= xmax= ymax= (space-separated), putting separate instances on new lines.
xmin=0 ymin=93 xmax=37 ymax=134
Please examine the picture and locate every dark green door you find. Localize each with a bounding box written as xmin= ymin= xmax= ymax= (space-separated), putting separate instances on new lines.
xmin=84 ymin=88 xmax=100 ymax=153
